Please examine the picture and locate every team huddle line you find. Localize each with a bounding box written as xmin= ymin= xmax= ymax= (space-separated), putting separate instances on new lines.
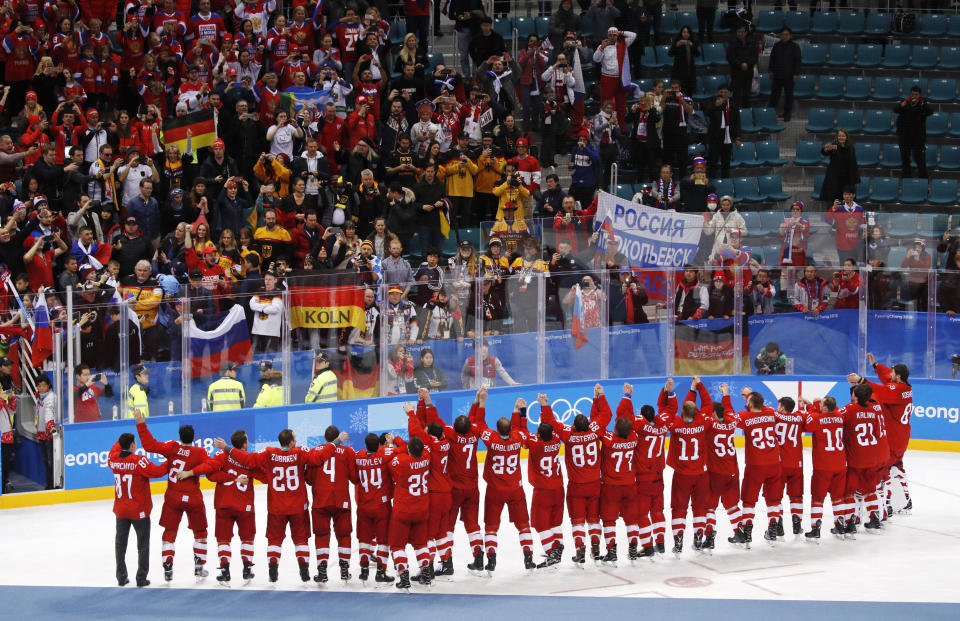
xmin=106 ymin=356 xmax=914 ymax=590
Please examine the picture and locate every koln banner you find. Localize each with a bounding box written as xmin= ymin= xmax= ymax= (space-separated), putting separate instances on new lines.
xmin=288 ymin=273 xmax=366 ymax=331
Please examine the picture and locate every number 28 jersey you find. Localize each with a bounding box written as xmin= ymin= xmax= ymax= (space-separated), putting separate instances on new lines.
xmin=228 ymin=444 xmax=337 ymax=515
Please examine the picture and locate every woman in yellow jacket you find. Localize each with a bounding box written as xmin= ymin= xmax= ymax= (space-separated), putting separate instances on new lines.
xmin=474 ymin=143 xmax=506 ymax=226
xmin=491 ymin=162 xmax=530 ymax=234
xmin=439 ymin=150 xmax=478 ymax=231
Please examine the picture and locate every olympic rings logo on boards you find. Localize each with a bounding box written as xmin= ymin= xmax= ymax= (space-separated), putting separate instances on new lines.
xmin=525 ymin=397 xmax=594 ymax=425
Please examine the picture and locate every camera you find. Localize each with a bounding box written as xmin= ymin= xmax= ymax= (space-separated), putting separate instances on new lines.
xmin=440 ymin=68 xmax=452 ymax=77
xmin=509 ymin=174 xmax=521 ymax=187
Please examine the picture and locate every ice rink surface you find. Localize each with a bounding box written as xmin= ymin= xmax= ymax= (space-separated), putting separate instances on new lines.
xmin=1 ymin=449 xmax=959 ymax=619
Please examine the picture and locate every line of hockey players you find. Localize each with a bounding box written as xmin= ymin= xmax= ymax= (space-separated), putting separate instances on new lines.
xmin=108 ymin=354 xmax=913 ymax=590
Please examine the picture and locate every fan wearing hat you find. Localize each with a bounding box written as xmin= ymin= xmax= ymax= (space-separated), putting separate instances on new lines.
xmin=704 ymin=194 xmax=747 ymax=261
xmin=305 ymin=351 xmax=338 ymax=403
xmin=480 ymin=236 xmax=510 ymax=285
xmin=117 ymin=144 xmax=159 ymax=208
xmin=825 ymin=186 xmax=865 ymax=261
xmin=207 ymin=361 xmax=246 ymax=411
xmin=127 ymin=363 xmax=151 ymax=419
xmin=778 ymin=201 xmax=810 ymax=269
xmin=198 ymin=137 xmax=240 ymax=198
xmin=707 ymin=270 xmax=734 ymax=320
xmin=253 ymin=360 xmax=283 ymax=408
xmin=705 ymin=83 xmax=741 ymax=179
xmin=678 ymin=156 xmax=715 ymax=215
xmin=185 ymin=241 xmax=232 ymax=298
xmin=410 ymin=99 xmax=441 ymax=158
xmin=901 ymin=239 xmax=933 ymax=311
xmin=385 ymin=285 xmax=418 ymax=345
xmin=491 ymin=160 xmax=530 ymax=234
xmin=593 ymin=26 xmax=636 ymax=130
xmin=346 ymin=95 xmax=377 ymax=152
xmin=508 ymin=238 xmax=550 ymax=332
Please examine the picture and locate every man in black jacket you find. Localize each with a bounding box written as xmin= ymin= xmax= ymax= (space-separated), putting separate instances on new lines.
xmin=449 ymin=0 xmax=485 ymax=78
xmin=894 ymin=86 xmax=934 ymax=179
xmin=725 ymin=25 xmax=757 ymax=109
xmin=768 ymin=27 xmax=801 ymax=122
xmin=705 ymin=84 xmax=741 ymax=179
xmin=468 ymin=17 xmax=506 ymax=70
xmin=198 ymin=138 xmax=240 ymax=198
xmin=218 ymin=100 xmax=266 ymax=180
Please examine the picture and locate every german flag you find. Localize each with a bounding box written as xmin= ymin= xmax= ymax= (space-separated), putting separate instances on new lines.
xmin=336 ymin=350 xmax=379 ymax=400
xmin=674 ymin=321 xmax=750 ymax=375
xmin=288 ymin=273 xmax=366 ymax=331
xmin=162 ymin=109 xmax=217 ymax=153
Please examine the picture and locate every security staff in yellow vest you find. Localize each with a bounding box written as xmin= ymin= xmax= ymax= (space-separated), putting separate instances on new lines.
xmin=305 ymin=351 xmax=338 ymax=403
xmin=126 ymin=364 xmax=151 ymax=419
xmin=207 ymin=361 xmax=246 ymax=411
xmin=253 ymin=360 xmax=283 ymax=408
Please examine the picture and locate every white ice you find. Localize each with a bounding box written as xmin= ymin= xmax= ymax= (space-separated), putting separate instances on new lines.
xmin=1 ymin=449 xmax=959 ymax=602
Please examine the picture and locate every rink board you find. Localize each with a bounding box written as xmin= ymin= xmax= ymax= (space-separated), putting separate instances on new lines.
xmin=50 ymin=375 xmax=959 ymax=494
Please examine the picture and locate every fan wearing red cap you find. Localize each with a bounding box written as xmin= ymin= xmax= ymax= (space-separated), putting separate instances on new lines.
xmin=184 ymin=237 xmax=232 ymax=296
xmin=707 ymin=270 xmax=734 ymax=319
xmin=778 ymin=201 xmax=810 ymax=269
xmin=347 ymin=94 xmax=377 ymax=152
xmin=594 ymin=26 xmax=637 ymax=130
xmin=510 ymin=138 xmax=541 ymax=197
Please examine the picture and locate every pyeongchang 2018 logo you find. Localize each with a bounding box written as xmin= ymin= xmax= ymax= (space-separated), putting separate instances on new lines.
xmin=525 ymin=397 xmax=594 ymax=425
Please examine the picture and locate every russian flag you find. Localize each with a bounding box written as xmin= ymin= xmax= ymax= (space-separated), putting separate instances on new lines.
xmin=570 ymin=46 xmax=586 ymax=129
xmin=594 ymin=216 xmax=616 ymax=253
xmin=188 ymin=304 xmax=252 ymax=377
xmin=30 ymin=292 xmax=53 ymax=367
xmin=571 ymin=284 xmax=589 ymax=350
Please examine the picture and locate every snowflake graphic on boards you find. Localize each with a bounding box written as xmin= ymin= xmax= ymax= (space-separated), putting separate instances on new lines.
xmin=349 ymin=408 xmax=368 ymax=434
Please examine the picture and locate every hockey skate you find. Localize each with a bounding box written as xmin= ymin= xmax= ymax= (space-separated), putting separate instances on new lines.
xmin=523 ymin=550 xmax=536 ymax=571
xmin=672 ymin=534 xmax=683 ymax=558
xmin=536 ymin=547 xmax=561 ymax=570
xmin=590 ymin=542 xmax=601 ymax=565
xmin=742 ymin=523 xmax=753 ymax=549
xmin=467 ymin=550 xmax=485 ymax=576
xmin=571 ymin=546 xmax=586 ymax=568
xmin=704 ymin=532 xmax=715 ymax=554
xmin=727 ymin=526 xmax=745 ymax=547
xmin=396 ymin=570 xmax=411 ymax=592
xmin=792 ymin=515 xmax=803 ymax=536
xmin=655 ymin=540 xmax=666 ymax=555
xmin=413 ymin=564 xmax=434 ymax=586
xmin=692 ymin=532 xmax=704 ymax=554
xmin=339 ymin=560 xmax=351 ymax=581
xmin=216 ymin=564 xmax=230 ymax=587
xmin=864 ymin=513 xmax=882 ymax=533
xmin=298 ymin=560 xmax=311 ymax=583
xmin=375 ymin=560 xmax=395 ymax=586
xmin=359 ymin=562 xmax=370 ymax=583
xmin=162 ymin=561 xmax=173 ymax=585
xmin=830 ymin=518 xmax=846 ymax=541
xmin=805 ymin=522 xmax=821 ymax=544
xmin=627 ymin=541 xmax=638 ymax=563
xmin=637 ymin=545 xmax=656 ymax=561
xmin=194 ymin=557 xmax=208 ymax=582
xmin=484 ymin=552 xmax=497 ymax=577
xmin=898 ymin=498 xmax=913 ymax=515
xmin=313 ymin=561 xmax=328 ymax=584
xmin=763 ymin=523 xmax=778 ymax=546
xmin=268 ymin=561 xmax=279 ymax=583
xmin=601 ymin=544 xmax=617 ymax=567
xmin=775 ymin=518 xmax=785 ymax=538
xmin=844 ymin=518 xmax=857 ymax=540
xmin=242 ymin=560 xmax=254 ymax=585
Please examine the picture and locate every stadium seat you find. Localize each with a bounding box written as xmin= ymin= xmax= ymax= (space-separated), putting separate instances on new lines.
xmin=856 ymin=177 xmax=872 ymax=202
xmin=740 ymin=211 xmax=762 ymax=235
xmin=871 ymin=77 xmax=900 ymax=101
xmin=661 ymin=12 xmax=679 ymax=34
xmin=811 ymin=174 xmax=825 ymax=200
xmin=580 ymin=12 xmax=594 ymax=39
xmin=677 ymin=12 xmax=698 ymax=33
xmin=757 ymin=74 xmax=772 ymax=98
xmin=713 ymin=178 xmax=734 ymax=198
xmin=757 ymin=10 xmax=784 ymax=32
xmin=855 ymin=44 xmax=883 ymax=68
xmin=390 ymin=20 xmax=407 ymax=45
xmin=865 ymin=12 xmax=892 ymax=35
xmin=641 ymin=47 xmax=661 ymax=69
xmin=687 ymin=143 xmax=707 ymax=158
xmin=493 ymin=18 xmax=513 ymax=39
xmin=817 ymin=75 xmax=844 ymax=99
xmin=697 ymin=74 xmax=724 ymax=100
xmin=950 ymin=113 xmax=960 ymax=137
xmin=836 ymin=11 xmax=865 ymax=35
xmin=757 ymin=140 xmax=787 ymax=166
xmin=733 ymin=177 xmax=764 ymax=202
xmin=843 ymin=76 xmax=872 ymax=100
xmin=754 ymin=107 xmax=785 ymax=133
xmin=758 ymin=175 xmax=791 ymax=201
xmin=902 ymin=77 xmax=928 ymax=97
xmin=655 ymin=45 xmax=673 ymax=67
xmin=802 ymin=43 xmax=828 ymax=66
xmin=880 ymin=144 xmax=902 ymax=169
xmin=927 ymin=147 xmax=938 ymax=171
xmin=882 ymin=45 xmax=910 ymax=69
xmin=939 ymin=145 xmax=960 ymax=170
xmin=928 ymin=112 xmax=948 ymax=137
xmin=785 ymin=11 xmax=810 ymax=34
xmin=806 ymin=108 xmax=835 ymax=132
xmin=863 ymin=110 xmax=893 ymax=134
xmin=427 ymin=53 xmax=445 ymax=69
xmin=919 ymin=213 xmax=949 ymax=237
xmin=928 ymin=78 xmax=957 ymax=103
xmin=734 ymin=142 xmax=762 ymax=167
xmin=759 ymin=210 xmax=786 ymax=236
xmin=836 ymin=109 xmax=864 ymax=132
xmin=739 ymin=108 xmax=759 ymax=133
xmin=886 ymin=246 xmax=908 ymax=268
xmin=535 ymin=16 xmax=550 ymax=38
xmin=856 ymin=143 xmax=880 ymax=167
xmin=900 ymin=179 xmax=928 ymax=204
xmin=921 ymin=13 xmax=949 ymax=36
xmin=514 ymin=17 xmax=535 ymax=38
xmin=811 ymin=12 xmax=839 ymax=34
xmin=869 ymin=177 xmax=900 ymax=203
xmin=886 ymin=213 xmax=919 ymax=237
xmin=793 ymin=74 xmax=815 ymax=99
xmin=827 ymin=44 xmax=855 ymax=67
xmin=714 ymin=10 xmax=731 ymax=33
xmin=758 ymin=244 xmax=782 ymax=266
xmin=911 ymin=45 xmax=939 ymax=70
xmin=794 ymin=140 xmax=825 ymax=165
xmin=704 ymin=43 xmax=727 ymax=67
xmin=939 ymin=46 xmax=960 ymax=70
xmin=929 ymin=180 xmax=958 ymax=205
xmin=615 ymin=184 xmax=634 ymax=200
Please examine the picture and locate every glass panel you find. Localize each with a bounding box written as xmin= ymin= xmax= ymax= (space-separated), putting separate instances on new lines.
xmin=544 ymin=269 xmax=606 ymax=384
xmin=866 ymin=266 xmax=927 ymax=375
xmin=935 ymin=269 xmax=960 ymax=379
xmin=477 ymin=273 xmax=541 ymax=388
xmin=608 ymin=267 xmax=668 ymax=378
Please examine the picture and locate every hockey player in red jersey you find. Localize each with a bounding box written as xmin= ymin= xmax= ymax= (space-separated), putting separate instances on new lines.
xmin=542 ymin=384 xmax=612 ymax=566
xmin=841 ymin=383 xmax=887 ymax=536
xmin=775 ymin=396 xmax=805 ymax=537
xmin=735 ymin=387 xmax=783 ymax=547
xmin=630 ymin=382 xmax=672 ymax=557
xmin=801 ymin=396 xmax=848 ymax=541
xmin=597 ymin=384 xmax=641 ymax=566
xmin=179 ymin=429 xmax=264 ymax=585
xmin=132 ymin=410 xmax=212 ymax=583
xmin=307 ymin=425 xmax=356 ymax=584
xmin=519 ymin=394 xmax=565 ymax=568
xmin=387 ymin=436 xmax=433 ymax=590
xmin=859 ymin=353 xmax=914 ymax=514
xmin=658 ymin=377 xmax=711 ymax=556
xmin=109 ymin=432 xmax=170 ymax=587
xmin=476 ymin=396 xmax=536 ymax=573
xmin=351 ymin=433 xmax=397 ymax=585
xmin=406 ymin=390 xmax=455 ymax=580
xmin=704 ymin=383 xmax=741 ymax=552
xmin=213 ymin=428 xmax=345 ymax=583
